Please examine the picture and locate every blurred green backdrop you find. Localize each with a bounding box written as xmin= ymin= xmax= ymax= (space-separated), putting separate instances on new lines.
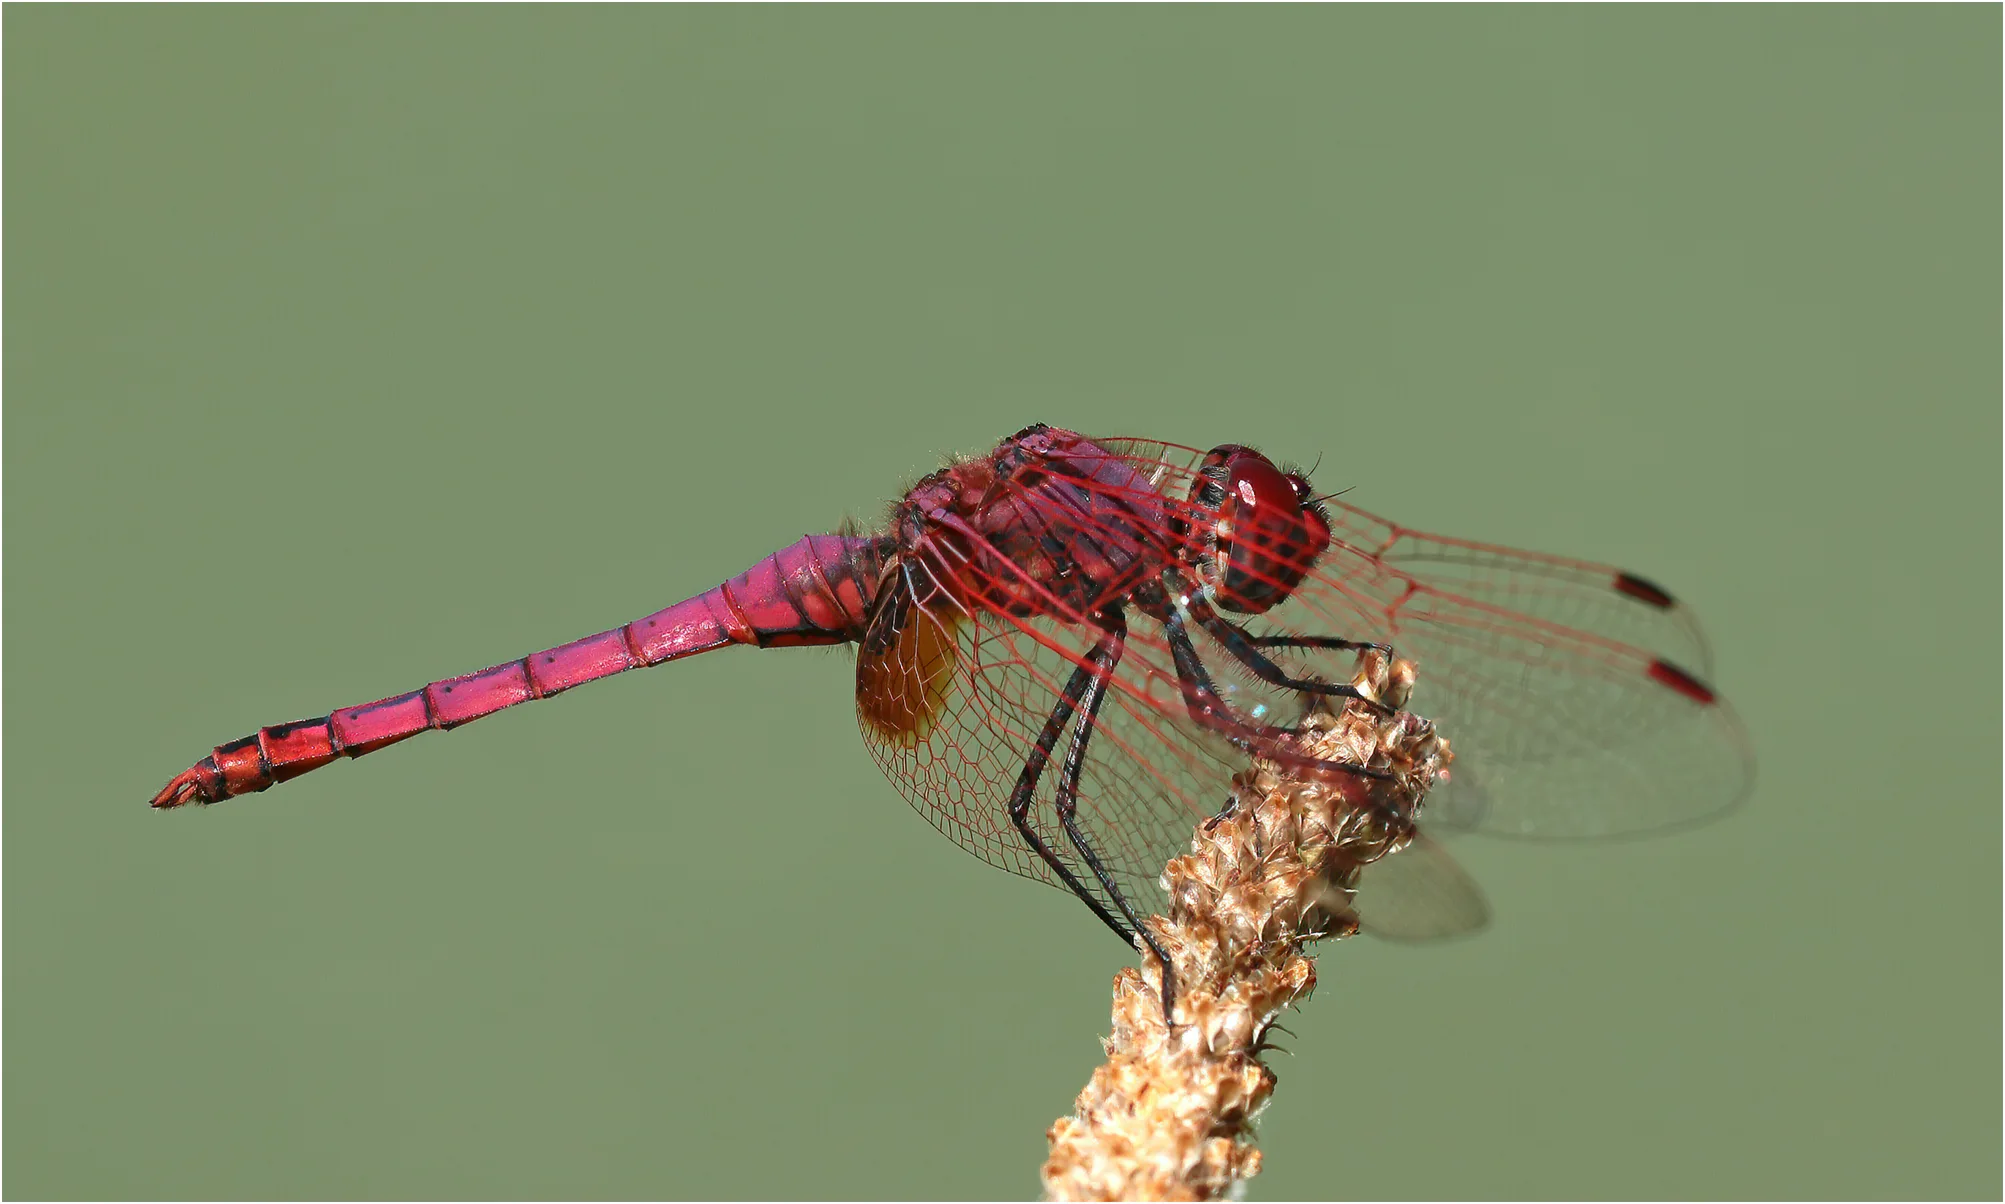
xmin=7 ymin=6 xmax=1998 ymax=1200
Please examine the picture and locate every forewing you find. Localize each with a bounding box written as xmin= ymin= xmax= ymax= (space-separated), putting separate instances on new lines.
xmin=1323 ymin=499 xmax=1717 ymax=678
xmin=1266 ymin=519 xmax=1754 ymax=838
xmin=1092 ymin=437 xmax=1753 ymax=840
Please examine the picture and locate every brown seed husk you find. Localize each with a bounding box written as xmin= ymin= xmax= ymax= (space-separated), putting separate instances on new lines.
xmin=1042 ymin=651 xmax=1448 ymax=1202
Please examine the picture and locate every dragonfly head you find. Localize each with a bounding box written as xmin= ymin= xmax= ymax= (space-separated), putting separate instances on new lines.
xmin=1189 ymin=445 xmax=1331 ymax=614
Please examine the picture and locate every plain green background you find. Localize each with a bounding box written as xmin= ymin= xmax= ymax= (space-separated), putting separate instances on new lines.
xmin=6 ymin=6 xmax=1998 ymax=1200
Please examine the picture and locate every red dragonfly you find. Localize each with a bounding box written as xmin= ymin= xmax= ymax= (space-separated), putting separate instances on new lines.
xmin=151 ymin=425 xmax=1751 ymax=1011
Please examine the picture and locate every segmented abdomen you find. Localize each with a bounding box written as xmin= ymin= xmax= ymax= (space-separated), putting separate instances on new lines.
xmin=150 ymin=534 xmax=891 ymax=808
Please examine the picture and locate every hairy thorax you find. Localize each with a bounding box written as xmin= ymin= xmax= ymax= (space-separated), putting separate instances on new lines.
xmin=892 ymin=426 xmax=1177 ymax=622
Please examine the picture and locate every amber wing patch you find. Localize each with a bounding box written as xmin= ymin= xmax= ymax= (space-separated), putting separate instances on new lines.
xmin=856 ymin=580 xmax=962 ymax=748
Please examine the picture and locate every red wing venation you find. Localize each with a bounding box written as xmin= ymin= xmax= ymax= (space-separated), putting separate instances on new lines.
xmin=1094 ymin=436 xmax=1754 ymax=838
xmin=1286 ymin=499 xmax=1754 ymax=838
xmin=857 ymin=435 xmax=1753 ymax=939
xmin=855 ymin=546 xmax=1236 ymax=925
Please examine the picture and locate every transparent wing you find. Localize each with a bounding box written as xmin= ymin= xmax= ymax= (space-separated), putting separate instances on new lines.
xmin=856 ymin=585 xmax=1500 ymax=939
xmin=1323 ymin=497 xmax=1717 ymax=679
xmin=1091 ymin=436 xmax=1755 ymax=840
xmin=853 ymin=568 xmax=1047 ymax=885
xmin=1352 ymin=831 xmax=1491 ymax=941
xmin=1278 ymin=527 xmax=1754 ymax=838
xmin=854 ymin=567 xmax=1237 ymax=924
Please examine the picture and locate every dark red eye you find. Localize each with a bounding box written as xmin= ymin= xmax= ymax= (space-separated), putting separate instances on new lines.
xmin=1202 ymin=449 xmax=1330 ymax=614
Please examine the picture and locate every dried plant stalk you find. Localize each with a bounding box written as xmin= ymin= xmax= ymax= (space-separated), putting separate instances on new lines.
xmin=1041 ymin=650 xmax=1449 ymax=1202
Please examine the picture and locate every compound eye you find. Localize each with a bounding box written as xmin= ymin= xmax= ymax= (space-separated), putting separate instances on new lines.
xmin=1222 ymin=454 xmax=1295 ymax=521
xmin=1212 ymin=453 xmax=1329 ymax=614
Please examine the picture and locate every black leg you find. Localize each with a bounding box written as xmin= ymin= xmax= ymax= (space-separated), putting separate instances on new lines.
xmin=1162 ymin=606 xmax=1394 ymax=783
xmin=1163 ymin=576 xmax=1394 ymax=714
xmin=1246 ymin=633 xmax=1389 ymax=655
xmin=1007 ymin=637 xmax=1140 ymax=948
xmin=1048 ymin=608 xmax=1181 ymax=1023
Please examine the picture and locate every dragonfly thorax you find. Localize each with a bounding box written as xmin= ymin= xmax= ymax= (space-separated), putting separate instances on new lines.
xmin=891 ymin=427 xmax=1176 ymax=620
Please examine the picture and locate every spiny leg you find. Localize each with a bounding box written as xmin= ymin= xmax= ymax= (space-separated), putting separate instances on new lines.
xmin=945 ymin=515 xmax=1180 ymax=1012
xmin=1048 ymin=607 xmax=1181 ymax=1022
xmin=1165 ymin=570 xmax=1395 ymax=713
xmin=1245 ymin=633 xmax=1388 ymax=655
xmin=1007 ymin=640 xmax=1140 ymax=948
xmin=1198 ymin=613 xmax=1395 ymax=712
xmin=1161 ymin=605 xmax=1394 ymax=784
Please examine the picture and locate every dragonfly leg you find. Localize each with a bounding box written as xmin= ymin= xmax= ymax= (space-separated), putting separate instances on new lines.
xmin=1162 ymin=607 xmax=1394 ymax=782
xmin=1247 ymin=633 xmax=1394 ymax=657
xmin=1180 ymin=593 xmax=1396 ymax=715
xmin=1006 ymin=635 xmax=1143 ymax=950
xmin=1049 ymin=608 xmax=1181 ymax=1023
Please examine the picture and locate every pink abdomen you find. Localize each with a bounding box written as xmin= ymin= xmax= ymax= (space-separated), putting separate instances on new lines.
xmin=150 ymin=534 xmax=889 ymax=808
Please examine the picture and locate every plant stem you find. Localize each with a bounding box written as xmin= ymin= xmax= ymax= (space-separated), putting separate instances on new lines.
xmin=1041 ymin=651 xmax=1448 ymax=1202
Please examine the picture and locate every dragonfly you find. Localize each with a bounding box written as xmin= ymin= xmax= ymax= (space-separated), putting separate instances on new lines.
xmin=150 ymin=424 xmax=1752 ymax=1014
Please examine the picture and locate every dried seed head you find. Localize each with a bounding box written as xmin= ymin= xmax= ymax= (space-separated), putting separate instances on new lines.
xmin=1042 ymin=650 xmax=1448 ymax=1202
